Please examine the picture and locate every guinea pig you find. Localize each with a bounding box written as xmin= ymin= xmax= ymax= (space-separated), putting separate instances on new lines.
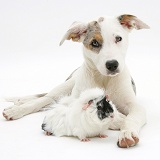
xmin=42 ymin=88 xmax=125 ymax=141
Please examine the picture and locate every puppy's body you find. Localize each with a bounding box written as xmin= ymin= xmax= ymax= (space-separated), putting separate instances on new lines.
xmin=3 ymin=14 xmax=149 ymax=148
xmin=42 ymin=88 xmax=125 ymax=141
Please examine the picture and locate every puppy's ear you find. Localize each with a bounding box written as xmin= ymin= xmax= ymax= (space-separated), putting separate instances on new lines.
xmin=118 ymin=14 xmax=150 ymax=31
xmin=60 ymin=21 xmax=88 ymax=45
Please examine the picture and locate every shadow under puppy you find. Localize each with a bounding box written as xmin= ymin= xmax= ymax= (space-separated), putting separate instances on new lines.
xmin=42 ymin=88 xmax=125 ymax=141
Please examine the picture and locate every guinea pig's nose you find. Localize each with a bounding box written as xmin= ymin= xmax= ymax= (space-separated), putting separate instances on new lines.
xmin=107 ymin=106 xmax=114 ymax=113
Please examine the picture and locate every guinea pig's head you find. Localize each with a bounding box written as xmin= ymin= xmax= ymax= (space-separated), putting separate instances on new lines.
xmin=96 ymin=96 xmax=114 ymax=120
xmin=84 ymin=94 xmax=114 ymax=122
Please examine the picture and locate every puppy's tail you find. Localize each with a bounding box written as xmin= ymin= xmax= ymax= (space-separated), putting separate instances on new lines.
xmin=79 ymin=88 xmax=105 ymax=104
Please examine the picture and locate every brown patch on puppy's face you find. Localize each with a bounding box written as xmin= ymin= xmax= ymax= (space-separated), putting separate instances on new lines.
xmin=83 ymin=21 xmax=103 ymax=54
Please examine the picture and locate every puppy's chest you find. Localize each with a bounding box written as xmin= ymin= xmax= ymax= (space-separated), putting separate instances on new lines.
xmin=84 ymin=76 xmax=109 ymax=89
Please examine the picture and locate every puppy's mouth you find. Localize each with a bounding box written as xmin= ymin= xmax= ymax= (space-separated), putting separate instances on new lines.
xmin=106 ymin=70 xmax=120 ymax=77
xmin=98 ymin=69 xmax=120 ymax=77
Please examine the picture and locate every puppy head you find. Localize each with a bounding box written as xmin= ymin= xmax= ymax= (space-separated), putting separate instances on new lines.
xmin=60 ymin=15 xmax=149 ymax=77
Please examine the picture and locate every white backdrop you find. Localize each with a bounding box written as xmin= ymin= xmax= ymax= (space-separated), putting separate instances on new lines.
xmin=0 ymin=0 xmax=160 ymax=160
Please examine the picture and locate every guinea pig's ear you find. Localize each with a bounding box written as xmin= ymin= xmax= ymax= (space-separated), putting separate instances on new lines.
xmin=82 ymin=100 xmax=93 ymax=110
xmin=60 ymin=21 xmax=88 ymax=45
xmin=117 ymin=14 xmax=150 ymax=31
xmin=106 ymin=95 xmax=110 ymax=102
xmin=82 ymin=104 xmax=89 ymax=110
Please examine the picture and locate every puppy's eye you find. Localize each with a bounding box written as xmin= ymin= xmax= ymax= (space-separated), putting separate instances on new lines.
xmin=115 ymin=36 xmax=122 ymax=43
xmin=91 ymin=40 xmax=100 ymax=47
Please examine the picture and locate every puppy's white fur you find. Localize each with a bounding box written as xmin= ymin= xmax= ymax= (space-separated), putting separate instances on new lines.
xmin=42 ymin=88 xmax=125 ymax=141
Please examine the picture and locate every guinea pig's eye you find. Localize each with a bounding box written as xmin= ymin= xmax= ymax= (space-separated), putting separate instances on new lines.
xmin=115 ymin=36 xmax=122 ymax=43
xmin=97 ymin=106 xmax=101 ymax=110
xmin=106 ymin=99 xmax=110 ymax=103
xmin=91 ymin=40 xmax=100 ymax=47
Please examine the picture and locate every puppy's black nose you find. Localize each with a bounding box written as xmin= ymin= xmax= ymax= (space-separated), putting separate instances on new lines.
xmin=106 ymin=60 xmax=119 ymax=72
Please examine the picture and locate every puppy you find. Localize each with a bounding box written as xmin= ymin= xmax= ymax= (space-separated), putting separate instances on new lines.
xmin=42 ymin=88 xmax=125 ymax=141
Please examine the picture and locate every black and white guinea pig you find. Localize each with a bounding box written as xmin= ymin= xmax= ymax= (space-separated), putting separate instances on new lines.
xmin=42 ymin=88 xmax=125 ymax=141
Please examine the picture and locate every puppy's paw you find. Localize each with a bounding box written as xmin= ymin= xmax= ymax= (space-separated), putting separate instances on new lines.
xmin=3 ymin=105 xmax=25 ymax=120
xmin=117 ymin=130 xmax=139 ymax=148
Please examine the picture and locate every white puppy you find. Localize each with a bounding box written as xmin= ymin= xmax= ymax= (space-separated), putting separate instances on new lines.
xmin=3 ymin=14 xmax=149 ymax=148
xmin=42 ymin=88 xmax=125 ymax=141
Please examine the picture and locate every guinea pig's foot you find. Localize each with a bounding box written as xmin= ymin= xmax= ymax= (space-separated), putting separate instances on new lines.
xmin=45 ymin=131 xmax=52 ymax=136
xmin=81 ymin=138 xmax=90 ymax=142
xmin=99 ymin=134 xmax=108 ymax=138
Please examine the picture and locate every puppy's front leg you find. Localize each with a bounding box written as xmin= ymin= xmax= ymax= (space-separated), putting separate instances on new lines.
xmin=117 ymin=101 xmax=146 ymax=148
xmin=3 ymin=78 xmax=75 ymax=120
xmin=109 ymin=72 xmax=146 ymax=148
xmin=3 ymin=96 xmax=54 ymax=120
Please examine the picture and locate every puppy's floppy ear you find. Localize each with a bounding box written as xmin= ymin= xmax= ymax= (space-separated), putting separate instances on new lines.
xmin=118 ymin=14 xmax=150 ymax=31
xmin=60 ymin=21 xmax=88 ymax=45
